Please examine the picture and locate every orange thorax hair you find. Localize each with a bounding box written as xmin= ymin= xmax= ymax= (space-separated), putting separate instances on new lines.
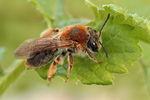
xmin=60 ymin=25 xmax=87 ymax=46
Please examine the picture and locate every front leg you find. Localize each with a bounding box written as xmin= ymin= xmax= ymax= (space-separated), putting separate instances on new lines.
xmin=85 ymin=48 xmax=102 ymax=64
xmin=65 ymin=53 xmax=74 ymax=82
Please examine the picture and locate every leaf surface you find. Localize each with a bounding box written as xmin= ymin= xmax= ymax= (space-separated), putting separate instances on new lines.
xmin=33 ymin=0 xmax=150 ymax=85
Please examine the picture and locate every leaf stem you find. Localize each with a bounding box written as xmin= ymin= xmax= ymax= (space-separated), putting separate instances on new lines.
xmin=0 ymin=60 xmax=25 ymax=96
xmin=140 ymin=59 xmax=150 ymax=100
xmin=0 ymin=65 xmax=4 ymax=76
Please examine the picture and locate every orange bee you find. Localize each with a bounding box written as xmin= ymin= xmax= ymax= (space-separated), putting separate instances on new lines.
xmin=14 ymin=14 xmax=110 ymax=84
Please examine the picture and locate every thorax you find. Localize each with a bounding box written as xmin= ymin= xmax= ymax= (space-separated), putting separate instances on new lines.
xmin=60 ymin=25 xmax=88 ymax=46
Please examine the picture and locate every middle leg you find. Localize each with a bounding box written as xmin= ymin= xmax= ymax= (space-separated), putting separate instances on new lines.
xmin=65 ymin=53 xmax=74 ymax=82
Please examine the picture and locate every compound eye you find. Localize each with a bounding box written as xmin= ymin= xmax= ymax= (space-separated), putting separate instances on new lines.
xmin=93 ymin=43 xmax=95 ymax=45
xmin=87 ymin=38 xmax=98 ymax=52
xmin=90 ymin=42 xmax=98 ymax=52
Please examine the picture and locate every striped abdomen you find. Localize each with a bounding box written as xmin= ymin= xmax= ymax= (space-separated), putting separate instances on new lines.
xmin=27 ymin=49 xmax=58 ymax=67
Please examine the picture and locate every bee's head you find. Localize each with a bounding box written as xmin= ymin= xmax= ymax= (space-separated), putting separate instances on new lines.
xmin=86 ymin=27 xmax=108 ymax=58
xmin=86 ymin=13 xmax=110 ymax=58
xmin=86 ymin=28 xmax=101 ymax=52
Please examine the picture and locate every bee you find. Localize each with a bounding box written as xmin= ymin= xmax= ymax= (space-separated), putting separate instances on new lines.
xmin=14 ymin=14 xmax=110 ymax=84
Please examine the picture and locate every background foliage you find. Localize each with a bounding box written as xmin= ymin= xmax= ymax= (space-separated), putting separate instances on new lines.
xmin=0 ymin=0 xmax=150 ymax=100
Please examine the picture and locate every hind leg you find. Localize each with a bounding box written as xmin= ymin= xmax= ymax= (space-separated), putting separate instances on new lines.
xmin=40 ymin=28 xmax=59 ymax=38
xmin=47 ymin=51 xmax=67 ymax=85
xmin=25 ymin=59 xmax=34 ymax=68
xmin=47 ymin=56 xmax=60 ymax=83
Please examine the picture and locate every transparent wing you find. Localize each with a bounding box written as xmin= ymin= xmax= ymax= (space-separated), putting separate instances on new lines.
xmin=14 ymin=37 xmax=74 ymax=58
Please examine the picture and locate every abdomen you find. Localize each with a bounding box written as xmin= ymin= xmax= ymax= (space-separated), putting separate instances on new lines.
xmin=26 ymin=49 xmax=58 ymax=67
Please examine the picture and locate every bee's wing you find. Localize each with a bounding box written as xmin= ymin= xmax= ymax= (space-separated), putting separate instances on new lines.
xmin=14 ymin=37 xmax=74 ymax=58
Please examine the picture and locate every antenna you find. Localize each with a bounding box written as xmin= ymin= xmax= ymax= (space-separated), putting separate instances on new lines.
xmin=99 ymin=41 xmax=108 ymax=58
xmin=99 ymin=13 xmax=110 ymax=58
xmin=99 ymin=13 xmax=110 ymax=37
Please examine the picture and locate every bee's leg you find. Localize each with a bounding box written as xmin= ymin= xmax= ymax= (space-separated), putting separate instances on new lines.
xmin=25 ymin=59 xmax=34 ymax=68
xmin=40 ymin=29 xmax=54 ymax=38
xmin=85 ymin=48 xmax=102 ymax=64
xmin=47 ymin=56 xmax=59 ymax=84
xmin=65 ymin=53 xmax=74 ymax=82
xmin=40 ymin=28 xmax=59 ymax=38
xmin=47 ymin=51 xmax=67 ymax=85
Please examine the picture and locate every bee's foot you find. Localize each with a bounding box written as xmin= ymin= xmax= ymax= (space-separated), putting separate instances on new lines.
xmin=98 ymin=61 xmax=103 ymax=64
xmin=47 ymin=77 xmax=52 ymax=86
xmin=65 ymin=77 xmax=69 ymax=83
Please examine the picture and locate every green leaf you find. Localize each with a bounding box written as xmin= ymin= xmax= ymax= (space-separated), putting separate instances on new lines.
xmin=33 ymin=0 xmax=150 ymax=85
xmin=30 ymin=0 xmax=82 ymax=28
xmin=30 ymin=0 xmax=58 ymax=27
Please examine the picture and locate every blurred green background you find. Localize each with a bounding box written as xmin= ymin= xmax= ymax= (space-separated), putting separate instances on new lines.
xmin=0 ymin=0 xmax=150 ymax=100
